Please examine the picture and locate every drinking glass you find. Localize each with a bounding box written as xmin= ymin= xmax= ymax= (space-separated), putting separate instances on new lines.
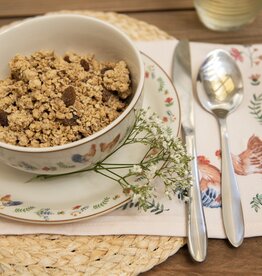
xmin=194 ymin=0 xmax=262 ymax=31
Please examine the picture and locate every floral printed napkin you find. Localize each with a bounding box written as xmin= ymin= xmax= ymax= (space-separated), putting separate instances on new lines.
xmin=0 ymin=40 xmax=261 ymax=238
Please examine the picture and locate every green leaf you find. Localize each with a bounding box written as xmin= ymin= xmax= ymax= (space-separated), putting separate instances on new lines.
xmin=157 ymin=77 xmax=165 ymax=92
xmin=147 ymin=199 xmax=169 ymax=215
xmin=15 ymin=206 xmax=35 ymax=213
xmin=93 ymin=197 xmax=110 ymax=209
xmin=80 ymin=205 xmax=89 ymax=212
xmin=121 ymin=201 xmax=139 ymax=210
xmin=250 ymin=194 xmax=262 ymax=212
xmin=249 ymin=93 xmax=262 ymax=125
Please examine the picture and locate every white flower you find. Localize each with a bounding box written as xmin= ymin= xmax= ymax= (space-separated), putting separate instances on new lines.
xmin=131 ymin=165 xmax=143 ymax=174
xmin=162 ymin=141 xmax=168 ymax=149
xmin=132 ymin=193 xmax=141 ymax=203
xmin=145 ymin=165 xmax=157 ymax=180
xmin=151 ymin=127 xmax=157 ymax=135
xmin=143 ymin=110 xmax=151 ymax=121
xmin=149 ymin=165 xmax=157 ymax=174
xmin=155 ymin=117 xmax=163 ymax=126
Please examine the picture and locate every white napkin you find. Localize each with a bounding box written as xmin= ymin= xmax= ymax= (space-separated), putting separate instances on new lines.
xmin=0 ymin=40 xmax=261 ymax=238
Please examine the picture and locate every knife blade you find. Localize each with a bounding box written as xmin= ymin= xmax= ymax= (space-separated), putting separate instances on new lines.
xmin=171 ymin=40 xmax=208 ymax=262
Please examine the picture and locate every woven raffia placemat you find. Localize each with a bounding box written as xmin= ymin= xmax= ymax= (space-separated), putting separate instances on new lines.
xmin=0 ymin=11 xmax=185 ymax=275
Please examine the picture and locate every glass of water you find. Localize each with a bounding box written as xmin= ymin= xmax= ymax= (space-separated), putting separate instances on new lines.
xmin=194 ymin=0 xmax=262 ymax=31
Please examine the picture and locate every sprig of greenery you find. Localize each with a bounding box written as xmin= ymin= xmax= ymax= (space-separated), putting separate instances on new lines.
xmin=249 ymin=93 xmax=262 ymax=125
xmin=30 ymin=109 xmax=192 ymax=211
xmin=250 ymin=194 xmax=262 ymax=212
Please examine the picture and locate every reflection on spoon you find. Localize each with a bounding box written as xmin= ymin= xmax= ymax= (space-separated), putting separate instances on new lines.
xmin=206 ymin=74 xmax=235 ymax=102
xmin=196 ymin=49 xmax=245 ymax=247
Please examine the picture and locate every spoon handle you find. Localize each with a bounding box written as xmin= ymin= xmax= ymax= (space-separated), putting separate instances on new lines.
xmin=219 ymin=118 xmax=244 ymax=247
xmin=186 ymin=134 xmax=208 ymax=262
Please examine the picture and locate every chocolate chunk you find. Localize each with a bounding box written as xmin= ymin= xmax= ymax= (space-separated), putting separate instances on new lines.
xmin=62 ymin=86 xmax=76 ymax=107
xmin=57 ymin=114 xmax=79 ymax=126
xmin=63 ymin=55 xmax=71 ymax=63
xmin=11 ymin=71 xmax=20 ymax=81
xmin=80 ymin=59 xmax=90 ymax=71
xmin=102 ymin=88 xmax=112 ymax=102
xmin=0 ymin=110 xmax=8 ymax=127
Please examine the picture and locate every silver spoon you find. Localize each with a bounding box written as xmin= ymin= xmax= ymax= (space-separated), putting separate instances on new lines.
xmin=196 ymin=49 xmax=244 ymax=247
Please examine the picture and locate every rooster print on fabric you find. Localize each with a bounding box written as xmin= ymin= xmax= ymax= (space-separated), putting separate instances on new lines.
xmin=199 ymin=135 xmax=262 ymax=208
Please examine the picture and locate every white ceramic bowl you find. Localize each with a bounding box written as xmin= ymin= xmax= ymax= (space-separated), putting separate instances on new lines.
xmin=0 ymin=14 xmax=144 ymax=175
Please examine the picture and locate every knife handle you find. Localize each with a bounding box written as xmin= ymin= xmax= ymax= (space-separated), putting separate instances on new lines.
xmin=186 ymin=134 xmax=208 ymax=262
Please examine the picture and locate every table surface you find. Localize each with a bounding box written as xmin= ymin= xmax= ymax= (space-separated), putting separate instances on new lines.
xmin=0 ymin=1 xmax=261 ymax=275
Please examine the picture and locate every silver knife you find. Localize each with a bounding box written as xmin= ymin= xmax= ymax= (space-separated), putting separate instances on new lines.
xmin=172 ymin=40 xmax=208 ymax=262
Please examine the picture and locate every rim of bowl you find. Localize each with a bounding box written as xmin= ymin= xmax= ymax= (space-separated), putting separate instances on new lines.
xmin=0 ymin=14 xmax=145 ymax=153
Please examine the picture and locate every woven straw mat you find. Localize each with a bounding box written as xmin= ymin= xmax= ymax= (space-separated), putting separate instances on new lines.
xmin=0 ymin=11 xmax=185 ymax=276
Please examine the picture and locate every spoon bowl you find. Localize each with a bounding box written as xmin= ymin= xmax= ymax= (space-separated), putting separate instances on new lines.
xmin=197 ymin=49 xmax=243 ymax=118
xmin=196 ymin=49 xmax=245 ymax=247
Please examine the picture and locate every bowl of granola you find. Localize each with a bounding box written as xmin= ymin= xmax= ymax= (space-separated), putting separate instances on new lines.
xmin=0 ymin=14 xmax=144 ymax=174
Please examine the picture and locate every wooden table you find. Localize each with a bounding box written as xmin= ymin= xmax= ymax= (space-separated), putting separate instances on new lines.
xmin=0 ymin=1 xmax=261 ymax=275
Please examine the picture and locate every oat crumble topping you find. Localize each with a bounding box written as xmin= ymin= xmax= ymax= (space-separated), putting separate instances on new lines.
xmin=0 ymin=51 xmax=132 ymax=147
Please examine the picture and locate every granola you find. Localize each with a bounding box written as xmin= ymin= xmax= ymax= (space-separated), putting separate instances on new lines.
xmin=0 ymin=51 xmax=132 ymax=147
